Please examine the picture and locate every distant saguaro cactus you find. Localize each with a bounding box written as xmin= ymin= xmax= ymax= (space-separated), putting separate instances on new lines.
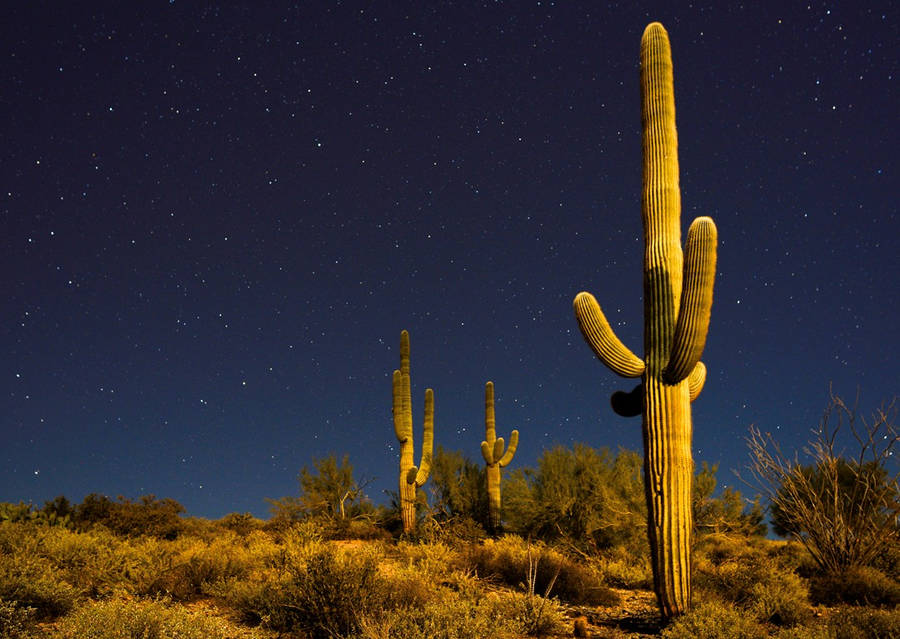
xmin=480 ymin=381 xmax=518 ymax=532
xmin=392 ymin=330 xmax=434 ymax=533
xmin=573 ymin=22 xmax=717 ymax=618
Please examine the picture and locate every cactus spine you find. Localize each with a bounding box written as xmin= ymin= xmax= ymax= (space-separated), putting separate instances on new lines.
xmin=573 ymin=22 xmax=717 ymax=618
xmin=480 ymin=381 xmax=518 ymax=532
xmin=391 ymin=330 xmax=434 ymax=533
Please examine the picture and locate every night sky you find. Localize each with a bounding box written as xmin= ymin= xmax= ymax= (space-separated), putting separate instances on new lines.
xmin=2 ymin=2 xmax=896 ymax=520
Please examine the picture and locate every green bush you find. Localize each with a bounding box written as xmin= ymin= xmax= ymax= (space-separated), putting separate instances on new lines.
xmin=428 ymin=446 xmax=490 ymax=529
xmin=47 ymin=597 xmax=273 ymax=639
xmin=502 ymin=446 xmax=647 ymax=552
xmin=808 ymin=566 xmax=900 ymax=606
xmin=661 ymin=600 xmax=767 ymax=639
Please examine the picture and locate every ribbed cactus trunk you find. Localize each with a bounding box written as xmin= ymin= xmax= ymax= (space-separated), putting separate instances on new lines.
xmin=573 ymin=22 xmax=717 ymax=619
xmin=640 ymin=23 xmax=693 ymax=617
xmin=480 ymin=381 xmax=518 ymax=533
xmin=392 ymin=330 xmax=434 ymax=534
xmin=485 ymin=463 xmax=502 ymax=530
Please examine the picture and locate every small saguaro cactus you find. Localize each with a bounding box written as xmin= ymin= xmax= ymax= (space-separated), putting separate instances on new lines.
xmin=573 ymin=23 xmax=717 ymax=618
xmin=391 ymin=330 xmax=434 ymax=534
xmin=480 ymin=381 xmax=518 ymax=532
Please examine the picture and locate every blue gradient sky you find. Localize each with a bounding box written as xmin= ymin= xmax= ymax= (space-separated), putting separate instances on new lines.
xmin=2 ymin=2 xmax=896 ymax=518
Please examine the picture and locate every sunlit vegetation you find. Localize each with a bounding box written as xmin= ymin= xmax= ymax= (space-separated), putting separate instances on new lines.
xmin=1 ymin=418 xmax=897 ymax=638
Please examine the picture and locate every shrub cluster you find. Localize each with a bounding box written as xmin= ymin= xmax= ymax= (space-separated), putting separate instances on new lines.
xmin=464 ymin=535 xmax=620 ymax=606
xmin=693 ymin=534 xmax=811 ymax=627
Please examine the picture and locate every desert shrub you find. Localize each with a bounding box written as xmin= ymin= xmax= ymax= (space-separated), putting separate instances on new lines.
xmin=0 ymin=553 xmax=79 ymax=619
xmin=267 ymin=454 xmax=374 ymax=533
xmin=210 ymin=541 xmax=386 ymax=638
xmin=777 ymin=607 xmax=900 ymax=639
xmin=394 ymin=540 xmax=457 ymax=576
xmin=747 ymin=394 xmax=899 ymax=574
xmin=825 ymin=607 xmax=900 ymax=639
xmin=73 ymin=494 xmax=186 ymax=539
xmin=465 ymin=535 xmax=620 ymax=606
xmin=808 ymin=565 xmax=900 ymax=606
xmin=219 ymin=512 xmax=262 ymax=536
xmin=428 ymin=446 xmax=490 ymax=527
xmin=31 ymin=525 xmax=126 ymax=597
xmin=502 ymin=446 xmax=647 ymax=552
xmin=143 ymin=536 xmax=251 ymax=600
xmin=694 ymin=535 xmax=810 ymax=626
xmin=693 ymin=462 xmax=767 ymax=536
xmin=594 ymin=544 xmax=654 ymax=589
xmin=488 ymin=590 xmax=565 ymax=637
xmin=278 ymin=542 xmax=384 ymax=637
xmin=358 ymin=588 xmax=561 ymax=639
xmin=47 ymin=597 xmax=273 ymax=639
xmin=0 ymin=598 xmax=37 ymax=639
xmin=661 ymin=600 xmax=767 ymax=639
xmin=0 ymin=503 xmax=35 ymax=524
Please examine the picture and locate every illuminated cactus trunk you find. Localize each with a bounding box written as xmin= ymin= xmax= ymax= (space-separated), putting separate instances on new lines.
xmin=480 ymin=381 xmax=518 ymax=532
xmin=573 ymin=22 xmax=717 ymax=619
xmin=392 ymin=330 xmax=434 ymax=534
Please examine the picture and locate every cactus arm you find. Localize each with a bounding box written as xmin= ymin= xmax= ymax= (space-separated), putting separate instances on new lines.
xmin=663 ymin=217 xmax=717 ymax=384
xmin=498 ymin=429 xmax=518 ymax=467
xmin=688 ymin=361 xmax=707 ymax=402
xmin=411 ymin=388 xmax=434 ymax=486
xmin=574 ymin=292 xmax=645 ymax=378
xmin=480 ymin=440 xmax=493 ymax=464
xmin=392 ymin=370 xmax=409 ymax=442
xmin=492 ymin=437 xmax=505 ymax=463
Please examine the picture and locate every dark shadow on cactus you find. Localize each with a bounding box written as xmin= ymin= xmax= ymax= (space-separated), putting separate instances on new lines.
xmin=612 ymin=383 xmax=644 ymax=417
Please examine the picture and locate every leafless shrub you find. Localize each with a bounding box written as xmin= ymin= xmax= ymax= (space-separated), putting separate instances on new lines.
xmin=745 ymin=391 xmax=899 ymax=574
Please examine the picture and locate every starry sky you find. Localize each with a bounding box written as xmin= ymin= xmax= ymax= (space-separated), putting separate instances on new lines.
xmin=2 ymin=2 xmax=896 ymax=520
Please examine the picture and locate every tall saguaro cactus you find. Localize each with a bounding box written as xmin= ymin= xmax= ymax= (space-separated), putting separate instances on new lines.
xmin=392 ymin=330 xmax=434 ymax=534
xmin=480 ymin=381 xmax=518 ymax=532
xmin=573 ymin=22 xmax=717 ymax=618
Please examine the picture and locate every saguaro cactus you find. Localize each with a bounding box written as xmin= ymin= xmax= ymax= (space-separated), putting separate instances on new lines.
xmin=480 ymin=381 xmax=518 ymax=532
xmin=573 ymin=22 xmax=717 ymax=618
xmin=392 ymin=330 xmax=434 ymax=534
